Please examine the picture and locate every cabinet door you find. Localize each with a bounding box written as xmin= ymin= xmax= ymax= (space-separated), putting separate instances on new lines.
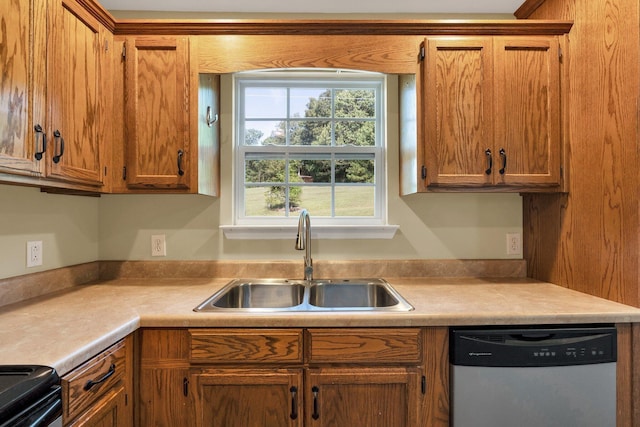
xmin=306 ymin=367 xmax=422 ymax=427
xmin=138 ymin=367 xmax=193 ymax=427
xmin=494 ymin=37 xmax=561 ymax=187
xmin=47 ymin=0 xmax=104 ymax=186
xmin=423 ymin=37 xmax=494 ymax=187
xmin=0 ymin=0 xmax=46 ymax=177
xmin=192 ymin=368 xmax=303 ymax=427
xmin=66 ymin=385 xmax=128 ymax=427
xmin=124 ymin=36 xmax=190 ymax=189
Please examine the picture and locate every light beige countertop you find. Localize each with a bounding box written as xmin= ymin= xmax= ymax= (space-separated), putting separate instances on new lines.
xmin=1 ymin=276 xmax=640 ymax=376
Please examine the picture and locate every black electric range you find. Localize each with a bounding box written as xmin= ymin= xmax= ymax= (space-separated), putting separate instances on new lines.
xmin=0 ymin=366 xmax=61 ymax=426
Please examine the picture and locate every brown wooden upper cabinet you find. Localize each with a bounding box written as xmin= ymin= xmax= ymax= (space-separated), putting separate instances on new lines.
xmin=123 ymin=36 xmax=191 ymax=190
xmin=47 ymin=0 xmax=107 ymax=188
xmin=0 ymin=0 xmax=108 ymax=190
xmin=0 ymin=0 xmax=46 ymax=179
xmin=421 ymin=35 xmax=563 ymax=191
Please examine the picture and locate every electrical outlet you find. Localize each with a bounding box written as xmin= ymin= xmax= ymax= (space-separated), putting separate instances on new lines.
xmin=27 ymin=241 xmax=43 ymax=267
xmin=506 ymin=232 xmax=522 ymax=255
xmin=151 ymin=234 xmax=166 ymax=257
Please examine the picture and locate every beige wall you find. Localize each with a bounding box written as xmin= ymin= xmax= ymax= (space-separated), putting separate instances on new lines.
xmin=97 ymin=193 xmax=522 ymax=261
xmin=0 ymin=185 xmax=99 ymax=279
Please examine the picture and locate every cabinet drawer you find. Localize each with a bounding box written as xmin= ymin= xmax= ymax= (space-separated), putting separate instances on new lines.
xmin=62 ymin=339 xmax=126 ymax=422
xmin=189 ymin=329 xmax=303 ymax=364
xmin=307 ymin=328 xmax=423 ymax=364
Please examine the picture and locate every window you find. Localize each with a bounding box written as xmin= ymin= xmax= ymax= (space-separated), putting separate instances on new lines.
xmin=233 ymin=69 xmax=387 ymax=230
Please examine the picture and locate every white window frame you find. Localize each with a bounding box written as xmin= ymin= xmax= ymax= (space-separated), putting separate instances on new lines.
xmin=223 ymin=69 xmax=398 ymax=239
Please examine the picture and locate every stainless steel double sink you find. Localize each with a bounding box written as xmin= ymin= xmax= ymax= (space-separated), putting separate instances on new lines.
xmin=193 ymin=278 xmax=414 ymax=312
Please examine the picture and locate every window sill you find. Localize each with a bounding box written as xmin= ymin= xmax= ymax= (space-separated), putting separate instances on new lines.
xmin=220 ymin=224 xmax=399 ymax=240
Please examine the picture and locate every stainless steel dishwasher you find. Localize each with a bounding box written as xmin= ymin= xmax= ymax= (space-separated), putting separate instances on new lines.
xmin=450 ymin=325 xmax=617 ymax=427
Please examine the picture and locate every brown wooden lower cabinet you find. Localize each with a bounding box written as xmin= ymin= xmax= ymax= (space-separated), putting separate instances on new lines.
xmin=192 ymin=368 xmax=303 ymax=427
xmin=136 ymin=327 xmax=449 ymax=427
xmin=306 ymin=367 xmax=423 ymax=427
xmin=62 ymin=335 xmax=134 ymax=427
xmin=65 ymin=385 xmax=128 ymax=427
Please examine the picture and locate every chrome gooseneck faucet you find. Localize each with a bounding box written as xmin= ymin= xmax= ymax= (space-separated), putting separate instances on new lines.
xmin=295 ymin=209 xmax=313 ymax=281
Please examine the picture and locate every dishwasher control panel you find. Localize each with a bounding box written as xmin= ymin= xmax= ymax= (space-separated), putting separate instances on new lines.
xmin=450 ymin=325 xmax=617 ymax=367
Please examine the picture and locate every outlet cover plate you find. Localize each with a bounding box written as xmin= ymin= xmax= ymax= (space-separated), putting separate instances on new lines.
xmin=27 ymin=240 xmax=43 ymax=267
xmin=506 ymin=232 xmax=522 ymax=255
xmin=151 ymin=234 xmax=167 ymax=257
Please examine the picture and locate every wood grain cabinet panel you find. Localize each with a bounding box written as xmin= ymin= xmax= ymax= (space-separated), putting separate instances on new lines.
xmin=494 ymin=36 xmax=561 ymax=187
xmin=0 ymin=0 xmax=47 ymax=178
xmin=305 ymin=367 xmax=422 ymax=427
xmin=189 ymin=329 xmax=303 ymax=364
xmin=307 ymin=328 xmax=423 ymax=364
xmin=65 ymin=385 xmax=127 ymax=427
xmin=62 ymin=336 xmax=133 ymax=426
xmin=123 ymin=36 xmax=191 ymax=190
xmin=47 ymin=0 xmax=105 ymax=187
xmin=423 ymin=37 xmax=493 ymax=187
xmin=421 ymin=34 xmax=564 ymax=191
xmin=138 ymin=367 xmax=193 ymax=427
xmin=191 ymin=368 xmax=303 ymax=427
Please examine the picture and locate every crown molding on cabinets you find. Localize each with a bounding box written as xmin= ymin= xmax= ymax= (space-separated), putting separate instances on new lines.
xmin=111 ymin=19 xmax=573 ymax=36
xmin=68 ymin=1 xmax=570 ymax=40
xmin=75 ymin=0 xmax=117 ymax=32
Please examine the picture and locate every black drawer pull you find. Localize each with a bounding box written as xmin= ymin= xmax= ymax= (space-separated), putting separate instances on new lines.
xmin=34 ymin=124 xmax=46 ymax=160
xmin=312 ymin=386 xmax=320 ymax=420
xmin=177 ymin=149 xmax=185 ymax=176
xmin=84 ymin=363 xmax=116 ymax=391
xmin=484 ymin=148 xmax=492 ymax=175
xmin=52 ymin=130 xmax=64 ymax=164
xmin=499 ymin=148 xmax=507 ymax=175
xmin=290 ymin=386 xmax=298 ymax=420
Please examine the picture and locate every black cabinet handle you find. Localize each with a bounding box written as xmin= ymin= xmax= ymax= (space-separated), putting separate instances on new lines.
xmin=484 ymin=148 xmax=492 ymax=175
xmin=183 ymin=377 xmax=189 ymax=397
xmin=34 ymin=124 xmax=46 ymax=161
xmin=289 ymin=386 xmax=298 ymax=420
xmin=312 ymin=386 xmax=320 ymax=420
xmin=177 ymin=149 xmax=185 ymax=176
xmin=499 ymin=148 xmax=507 ymax=175
xmin=52 ymin=130 xmax=64 ymax=164
xmin=84 ymin=364 xmax=115 ymax=391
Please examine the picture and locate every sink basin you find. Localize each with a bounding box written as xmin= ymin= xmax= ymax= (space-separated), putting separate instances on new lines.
xmin=309 ymin=281 xmax=401 ymax=309
xmin=194 ymin=278 xmax=413 ymax=312
xmin=194 ymin=279 xmax=306 ymax=311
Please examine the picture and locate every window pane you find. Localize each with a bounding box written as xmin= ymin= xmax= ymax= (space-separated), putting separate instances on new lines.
xmin=298 ymin=186 xmax=333 ymax=217
xmin=335 ymin=185 xmax=374 ymax=216
xmin=289 ymin=120 xmax=331 ymax=146
xmin=335 ymin=159 xmax=375 ymax=183
xmin=335 ymin=121 xmax=375 ymax=146
xmin=243 ymin=121 xmax=285 ymax=145
xmin=295 ymin=159 xmax=332 ymax=183
xmin=335 ymin=89 xmax=375 ymax=118
xmin=290 ymin=88 xmax=331 ymax=118
xmin=245 ymin=159 xmax=286 ymax=183
xmin=245 ymin=185 xmax=298 ymax=217
xmin=245 ymin=87 xmax=287 ymax=118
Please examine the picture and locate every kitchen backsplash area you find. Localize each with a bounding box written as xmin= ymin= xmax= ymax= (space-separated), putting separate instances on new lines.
xmin=0 ymin=182 xmax=523 ymax=281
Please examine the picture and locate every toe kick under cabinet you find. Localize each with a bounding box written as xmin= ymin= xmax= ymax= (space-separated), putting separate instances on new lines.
xmin=137 ymin=327 xmax=449 ymax=427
